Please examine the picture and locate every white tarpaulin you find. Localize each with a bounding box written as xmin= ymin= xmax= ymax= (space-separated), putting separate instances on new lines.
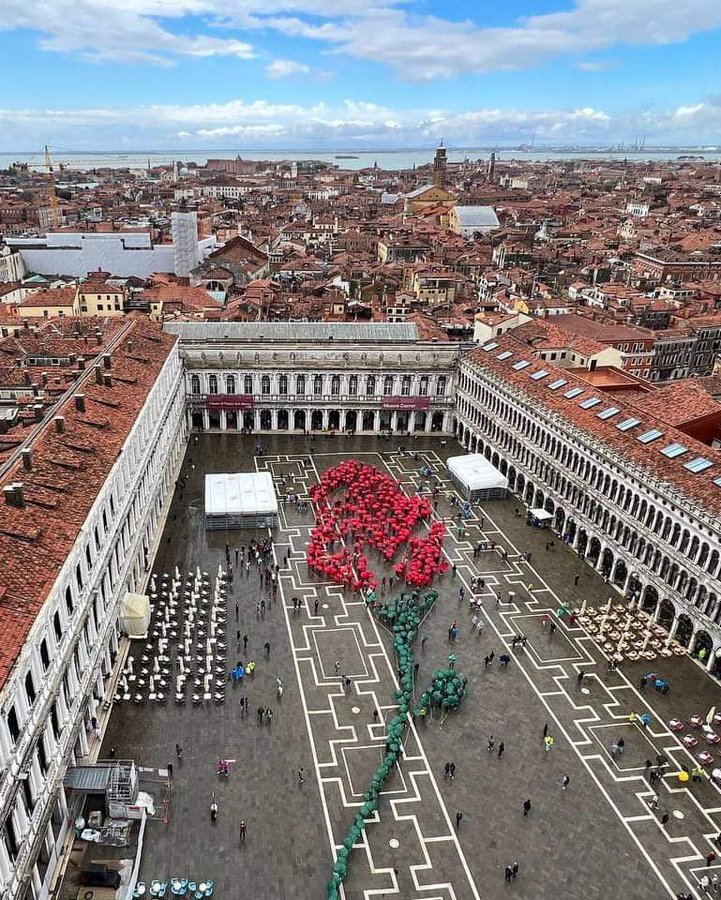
xmin=120 ymin=593 xmax=150 ymax=638
xmin=204 ymin=472 xmax=278 ymax=529
xmin=529 ymin=508 xmax=553 ymax=523
xmin=447 ymin=454 xmax=508 ymax=500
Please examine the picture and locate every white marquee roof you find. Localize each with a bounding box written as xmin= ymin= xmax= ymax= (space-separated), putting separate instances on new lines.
xmin=205 ymin=472 xmax=278 ymax=516
xmin=447 ymin=453 xmax=508 ymax=492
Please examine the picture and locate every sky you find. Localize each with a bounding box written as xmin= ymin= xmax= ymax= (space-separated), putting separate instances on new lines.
xmin=1 ymin=0 xmax=721 ymax=151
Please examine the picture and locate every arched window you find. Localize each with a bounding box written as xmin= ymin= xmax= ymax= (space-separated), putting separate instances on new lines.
xmin=366 ymin=375 xmax=376 ymax=396
xmin=348 ymin=375 xmax=358 ymax=395
xmin=331 ymin=375 xmax=340 ymax=396
xmin=261 ymin=375 xmax=270 ymax=395
xmin=401 ymin=375 xmax=411 ymax=395
xmin=190 ymin=374 xmax=200 ymax=395
xmin=244 ymin=375 xmax=253 ymax=394
xmin=436 ymin=376 xmax=446 ymax=396
xmin=25 ymin=671 xmax=36 ymax=705
xmin=279 ymin=375 xmax=288 ymax=395
xmin=297 ymin=375 xmax=306 ymax=395
xmin=66 ymin=584 xmax=75 ymax=613
xmin=383 ymin=376 xmax=394 ymax=396
xmin=313 ymin=375 xmax=323 ymax=396
xmin=208 ymin=374 xmax=218 ymax=395
xmin=226 ymin=375 xmax=236 ymax=394
xmin=419 ymin=375 xmax=429 ymax=395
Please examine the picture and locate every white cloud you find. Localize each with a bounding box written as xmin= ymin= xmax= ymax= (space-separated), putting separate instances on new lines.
xmin=2 ymin=94 xmax=721 ymax=150
xmin=265 ymin=59 xmax=311 ymax=78
xmin=1 ymin=0 xmax=721 ymax=74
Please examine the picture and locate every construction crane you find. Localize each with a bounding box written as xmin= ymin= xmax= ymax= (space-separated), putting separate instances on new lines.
xmin=44 ymin=144 xmax=61 ymax=229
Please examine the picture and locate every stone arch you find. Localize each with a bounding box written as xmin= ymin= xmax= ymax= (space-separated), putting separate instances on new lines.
xmin=642 ymin=584 xmax=659 ymax=615
xmin=294 ymin=409 xmax=306 ymax=430
xmin=674 ymin=613 xmax=694 ymax=647
xmin=693 ymin=629 xmax=713 ymax=665
xmin=657 ymin=597 xmax=675 ymax=631
xmin=260 ymin=409 xmax=272 ymax=430
xmin=311 ymin=410 xmax=323 ymax=430
xmin=345 ymin=410 xmax=357 ymax=432
xmin=587 ymin=537 xmax=602 ymax=565
xmin=612 ymin=558 xmax=627 ymax=588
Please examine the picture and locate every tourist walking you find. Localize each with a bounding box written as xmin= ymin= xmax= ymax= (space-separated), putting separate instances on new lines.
xmin=455 ymin=810 xmax=463 ymax=830
xmin=523 ymin=798 xmax=531 ymax=816
xmin=562 ymin=774 xmax=570 ymax=790
xmin=239 ymin=820 xmax=246 ymax=841
xmin=487 ymin=735 xmax=495 ymax=752
xmin=504 ymin=866 xmax=513 ymax=883
xmin=298 ymin=767 xmax=305 ymax=785
xmin=498 ymin=741 xmax=505 ymax=758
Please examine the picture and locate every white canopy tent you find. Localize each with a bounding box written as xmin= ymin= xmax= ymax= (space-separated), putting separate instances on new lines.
xmin=204 ymin=472 xmax=278 ymax=530
xmin=120 ymin=593 xmax=150 ymax=638
xmin=447 ymin=454 xmax=508 ymax=501
xmin=528 ymin=507 xmax=553 ymax=527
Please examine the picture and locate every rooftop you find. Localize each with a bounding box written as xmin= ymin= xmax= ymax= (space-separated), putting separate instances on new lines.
xmin=0 ymin=319 xmax=177 ymax=692
xmin=163 ymin=321 xmax=420 ymax=343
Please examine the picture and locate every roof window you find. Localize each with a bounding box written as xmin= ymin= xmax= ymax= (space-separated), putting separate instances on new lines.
xmin=579 ymin=397 xmax=602 ymax=409
xmin=684 ymin=457 xmax=713 ymax=474
xmin=548 ymin=378 xmax=567 ymax=390
xmin=529 ymin=370 xmax=549 ymax=381
xmin=660 ymin=443 xmax=687 ymax=459
xmin=616 ymin=417 xmax=641 ymax=432
xmin=497 ymin=351 xmax=513 ymax=361
xmin=637 ymin=429 xmax=664 ymax=444
xmin=597 ymin=406 xmax=620 ymax=420
xmin=512 ymin=360 xmax=530 ymax=371
xmin=564 ymin=387 xmax=583 ymax=399
xmin=482 ymin=342 xmax=498 ymax=351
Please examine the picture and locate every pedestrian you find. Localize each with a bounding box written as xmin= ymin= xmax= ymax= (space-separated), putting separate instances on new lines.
xmin=549 ymin=621 xmax=557 ymax=636
xmin=707 ymin=851 xmax=717 ymax=867
xmin=455 ymin=810 xmax=463 ymax=830
xmin=648 ymin=794 xmax=659 ymax=811
xmin=449 ymin=762 xmax=456 ymax=780
xmin=512 ymin=862 xmax=519 ymax=880
xmin=487 ymin=735 xmax=495 ymax=752
xmin=314 ymin=598 xmax=319 ymax=615
xmin=239 ymin=820 xmax=247 ymax=841
xmin=577 ymin=670 xmax=585 ymax=686
xmin=542 ymin=722 xmax=548 ymax=739
xmin=544 ymin=735 xmax=555 ymax=752
xmin=504 ymin=866 xmax=513 ymax=883
xmin=498 ymin=741 xmax=505 ymax=758
xmin=523 ymin=798 xmax=531 ymax=816
xmin=257 ymin=706 xmax=264 ymax=724
xmin=445 ymin=762 xmax=451 ymax=778
xmin=562 ymin=774 xmax=570 ymax=790
xmin=661 ymin=813 xmax=670 ymax=826
xmin=243 ymin=634 xmax=248 ymax=652
xmin=421 ymin=636 xmax=428 ymax=652
xmin=264 ymin=641 xmax=271 ymax=656
xmin=484 ymin=655 xmax=490 ymax=668
xmin=640 ymin=675 xmax=647 ymax=690
xmin=344 ymin=676 xmax=352 ymax=694
xmin=574 ymin=574 xmax=580 ymax=587
xmin=175 ymin=744 xmax=183 ymax=758
xmin=489 ymin=650 xmax=494 ymax=664
xmin=413 ymin=662 xmax=420 ymax=679
xmin=298 ymin=767 xmax=305 ymax=785
xmin=334 ymin=660 xmax=341 ymax=675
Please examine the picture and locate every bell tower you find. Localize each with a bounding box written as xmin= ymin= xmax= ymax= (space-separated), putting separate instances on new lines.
xmin=433 ymin=141 xmax=447 ymax=189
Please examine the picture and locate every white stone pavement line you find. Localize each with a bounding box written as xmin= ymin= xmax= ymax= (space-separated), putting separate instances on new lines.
xmin=367 ymin=448 xmax=691 ymax=900
xmin=303 ymin=452 xmax=482 ymax=900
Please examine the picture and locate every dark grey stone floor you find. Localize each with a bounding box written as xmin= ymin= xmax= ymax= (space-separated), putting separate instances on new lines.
xmin=101 ymin=433 xmax=721 ymax=899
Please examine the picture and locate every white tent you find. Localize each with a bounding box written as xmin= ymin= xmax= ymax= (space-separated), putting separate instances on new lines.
xmin=528 ymin=507 xmax=553 ymax=527
xmin=120 ymin=593 xmax=150 ymax=638
xmin=447 ymin=454 xmax=508 ymax=501
xmin=204 ymin=472 xmax=278 ymax=529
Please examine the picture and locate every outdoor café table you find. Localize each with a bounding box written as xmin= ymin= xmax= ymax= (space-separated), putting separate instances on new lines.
xmin=689 ymin=715 xmax=704 ymax=728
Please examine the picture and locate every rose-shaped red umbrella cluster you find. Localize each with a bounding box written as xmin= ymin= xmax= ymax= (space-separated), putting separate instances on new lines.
xmin=306 ymin=461 xmax=447 ymax=591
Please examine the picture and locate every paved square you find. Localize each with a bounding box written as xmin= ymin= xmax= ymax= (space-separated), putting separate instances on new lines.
xmin=101 ymin=433 xmax=721 ymax=899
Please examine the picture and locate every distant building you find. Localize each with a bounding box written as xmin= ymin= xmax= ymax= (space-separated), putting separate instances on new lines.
xmin=448 ymin=205 xmax=500 ymax=238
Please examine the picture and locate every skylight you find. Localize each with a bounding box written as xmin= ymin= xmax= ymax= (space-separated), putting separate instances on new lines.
xmin=482 ymin=342 xmax=498 ymax=351
xmin=616 ymin=417 xmax=641 ymax=432
xmin=512 ymin=360 xmax=530 ymax=371
xmin=530 ymin=370 xmax=549 ymax=381
xmin=497 ymin=351 xmax=513 ymax=361
xmin=548 ymin=378 xmax=567 ymax=390
xmin=661 ymin=443 xmax=687 ymax=459
xmin=564 ymin=387 xmax=583 ymax=399
xmin=637 ymin=429 xmax=664 ymax=444
xmin=579 ymin=397 xmax=602 ymax=409
xmin=713 ymin=476 xmax=721 ymax=489
xmin=597 ymin=406 xmax=620 ymax=420
xmin=684 ymin=457 xmax=713 ymax=474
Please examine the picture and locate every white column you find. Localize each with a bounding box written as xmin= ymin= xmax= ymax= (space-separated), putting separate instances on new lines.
xmin=271 ymin=409 xmax=278 ymax=430
xmin=322 ymin=410 xmax=329 ymax=430
xmin=409 ymin=411 xmax=416 ymax=433
xmin=425 ymin=414 xmax=433 ymax=433
xmin=373 ymin=412 xmax=381 ymax=434
xmin=202 ymin=409 xmax=210 ymax=430
xmin=220 ymin=410 xmax=227 ymax=430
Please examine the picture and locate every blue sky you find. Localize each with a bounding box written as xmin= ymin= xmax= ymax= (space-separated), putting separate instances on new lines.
xmin=1 ymin=0 xmax=721 ymax=150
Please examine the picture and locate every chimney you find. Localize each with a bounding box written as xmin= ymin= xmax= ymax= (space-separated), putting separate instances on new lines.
xmin=3 ymin=483 xmax=24 ymax=508
xmin=23 ymin=370 xmax=31 ymax=386
xmin=102 ymin=353 xmax=112 ymax=369
xmin=77 ymin=356 xmax=86 ymax=371
xmin=74 ymin=394 xmax=85 ymax=412
xmin=33 ymin=404 xmax=43 ymax=423
xmin=21 ymin=449 xmax=32 ymax=471
xmin=95 ymin=330 xmax=103 ymax=345
xmin=103 ymin=374 xmax=113 ymax=388
xmin=31 ymin=383 xmax=40 ymax=397
xmin=95 ymin=366 xmax=103 ymax=385
xmin=54 ymin=415 xmax=65 ymax=434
